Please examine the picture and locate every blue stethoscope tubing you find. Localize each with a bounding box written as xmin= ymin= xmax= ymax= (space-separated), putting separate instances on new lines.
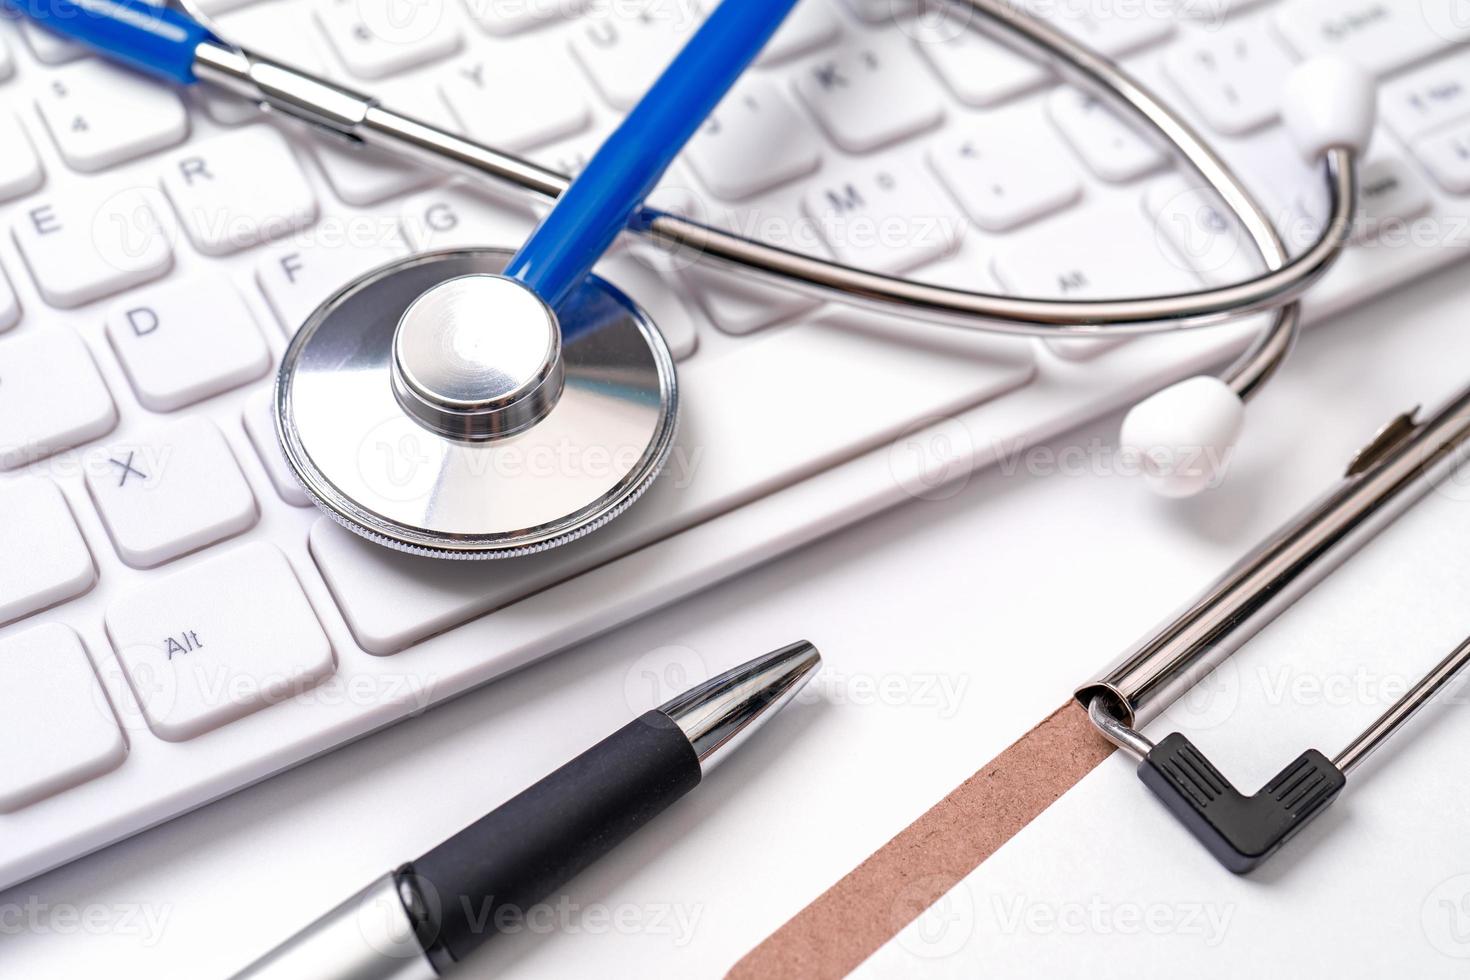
xmin=6 ymin=0 xmax=798 ymax=315
xmin=5 ymin=0 xmax=1354 ymax=338
xmin=504 ymin=0 xmax=801 ymax=311
xmin=4 ymin=0 xmax=1372 ymax=507
xmin=1 ymin=0 xmax=213 ymax=83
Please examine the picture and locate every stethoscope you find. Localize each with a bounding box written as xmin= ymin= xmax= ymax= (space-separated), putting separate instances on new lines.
xmin=15 ymin=0 xmax=1377 ymax=558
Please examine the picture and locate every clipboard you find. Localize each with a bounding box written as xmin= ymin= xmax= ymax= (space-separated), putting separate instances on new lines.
xmin=731 ymin=701 xmax=1114 ymax=978
xmin=736 ymin=375 xmax=1470 ymax=975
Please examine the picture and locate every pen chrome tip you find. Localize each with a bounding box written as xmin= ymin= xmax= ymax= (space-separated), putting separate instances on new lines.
xmin=658 ymin=640 xmax=820 ymax=773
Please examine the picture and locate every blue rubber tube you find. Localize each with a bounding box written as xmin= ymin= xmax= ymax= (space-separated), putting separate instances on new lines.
xmin=504 ymin=0 xmax=799 ymax=312
xmin=2 ymin=0 xmax=212 ymax=84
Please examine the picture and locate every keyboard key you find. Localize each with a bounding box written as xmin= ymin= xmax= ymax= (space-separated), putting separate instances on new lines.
xmin=1380 ymin=51 xmax=1470 ymax=143
xmin=1412 ymin=121 xmax=1470 ymax=194
xmin=992 ymin=200 xmax=1204 ymax=360
xmin=1177 ymin=0 xmax=1274 ymax=18
xmin=462 ymin=0 xmax=588 ymax=35
xmin=1304 ymin=156 xmax=1433 ymax=244
xmin=192 ymin=0 xmax=263 ymax=14
xmin=243 ymin=388 xmax=313 ymax=506
xmin=381 ymin=73 xmax=460 ymax=131
xmin=310 ymin=310 xmax=1034 ymax=654
xmin=0 ymin=262 xmax=17 ymax=332
xmin=1274 ymin=0 xmax=1454 ymax=77
xmin=1018 ymin=0 xmax=1173 ymax=57
xmin=35 ymin=60 xmax=189 ymax=172
xmin=216 ymin=7 xmax=441 ymax=207
xmin=105 ymin=543 xmax=334 ymax=741
xmin=805 ymin=159 xmax=960 ymax=274
xmin=595 ymin=249 xmax=699 ymax=360
xmin=0 ymin=328 xmax=117 ymax=469
xmin=311 ymin=138 xmax=436 ymax=207
xmin=1288 ymin=152 xmax=1433 ymax=244
xmin=0 ymin=624 xmax=126 ymax=812
xmin=527 ymin=126 xmax=610 ymax=180
xmin=1163 ymin=22 xmax=1296 ymax=136
xmin=834 ymin=0 xmax=914 ymax=21
xmin=13 ymin=185 xmax=173 ymax=307
xmin=192 ymin=84 xmax=259 ymax=128
xmin=1047 ymin=88 xmax=1168 ymax=182
xmin=0 ymin=112 xmax=44 ymax=201
xmin=17 ymin=20 xmax=86 ymax=65
xmin=665 ymin=174 xmax=819 ymax=336
xmin=571 ymin=0 xmax=701 ymax=110
xmin=1145 ymin=176 xmax=1258 ymax=287
xmin=161 ymin=126 xmax=319 ymax=256
xmin=685 ymin=77 xmax=821 ymax=200
xmin=912 ymin=22 xmax=1047 ymax=108
xmin=0 ymin=478 xmax=96 ymax=626
xmin=681 ymin=259 xmax=820 ymax=336
xmin=397 ymin=183 xmax=535 ymax=251
xmin=257 ymin=236 xmax=407 ymax=336
xmin=794 ymin=41 xmax=945 ymax=152
xmin=106 ymin=277 xmax=271 ymax=411
xmin=642 ymin=175 xmax=700 ymax=219
xmin=314 ymin=0 xmax=461 ymax=79
xmin=85 ymin=417 xmax=258 ymax=568
xmin=751 ymin=0 xmax=841 ymax=66
xmin=440 ymin=51 xmax=591 ymax=152
xmin=928 ymin=125 xmax=1082 ymax=232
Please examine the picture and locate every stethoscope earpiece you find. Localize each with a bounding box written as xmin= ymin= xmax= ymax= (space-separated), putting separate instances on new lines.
xmin=1117 ymin=54 xmax=1377 ymax=499
xmin=1280 ymin=57 xmax=1378 ymax=162
xmin=1120 ymin=377 xmax=1246 ymax=500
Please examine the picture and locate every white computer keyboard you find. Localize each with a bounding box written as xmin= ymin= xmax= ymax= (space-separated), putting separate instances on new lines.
xmin=2 ymin=0 xmax=1468 ymax=890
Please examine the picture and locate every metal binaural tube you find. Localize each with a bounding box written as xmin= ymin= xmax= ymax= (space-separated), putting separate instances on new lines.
xmin=20 ymin=0 xmax=1354 ymax=380
xmin=187 ymin=21 xmax=1357 ymax=341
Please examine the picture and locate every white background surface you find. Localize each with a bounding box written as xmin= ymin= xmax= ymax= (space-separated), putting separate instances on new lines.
xmin=6 ymin=262 xmax=1470 ymax=977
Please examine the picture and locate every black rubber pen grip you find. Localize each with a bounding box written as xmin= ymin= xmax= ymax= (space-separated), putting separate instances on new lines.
xmin=398 ymin=709 xmax=702 ymax=966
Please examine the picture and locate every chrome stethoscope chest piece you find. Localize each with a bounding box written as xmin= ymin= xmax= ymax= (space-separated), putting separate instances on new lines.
xmin=275 ymin=248 xmax=679 ymax=559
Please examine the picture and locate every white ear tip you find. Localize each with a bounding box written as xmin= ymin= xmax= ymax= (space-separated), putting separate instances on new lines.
xmin=1281 ymin=56 xmax=1377 ymax=161
xmin=1121 ymin=376 xmax=1245 ymax=499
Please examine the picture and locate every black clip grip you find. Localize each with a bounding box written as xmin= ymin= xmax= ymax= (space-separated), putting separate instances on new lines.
xmin=1138 ymin=733 xmax=1346 ymax=874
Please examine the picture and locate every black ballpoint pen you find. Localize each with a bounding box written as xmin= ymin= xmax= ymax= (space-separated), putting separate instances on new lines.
xmin=231 ymin=640 xmax=821 ymax=979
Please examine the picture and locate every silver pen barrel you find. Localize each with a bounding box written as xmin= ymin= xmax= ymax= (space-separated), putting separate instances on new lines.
xmin=229 ymin=874 xmax=439 ymax=980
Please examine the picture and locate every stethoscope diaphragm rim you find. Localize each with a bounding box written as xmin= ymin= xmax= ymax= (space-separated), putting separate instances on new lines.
xmin=274 ymin=247 xmax=680 ymax=560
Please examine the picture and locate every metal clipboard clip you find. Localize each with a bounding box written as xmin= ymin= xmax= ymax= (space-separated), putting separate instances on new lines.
xmin=1077 ymin=383 xmax=1470 ymax=873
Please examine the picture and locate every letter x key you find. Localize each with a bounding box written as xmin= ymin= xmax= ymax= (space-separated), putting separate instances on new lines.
xmin=110 ymin=451 xmax=147 ymax=487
